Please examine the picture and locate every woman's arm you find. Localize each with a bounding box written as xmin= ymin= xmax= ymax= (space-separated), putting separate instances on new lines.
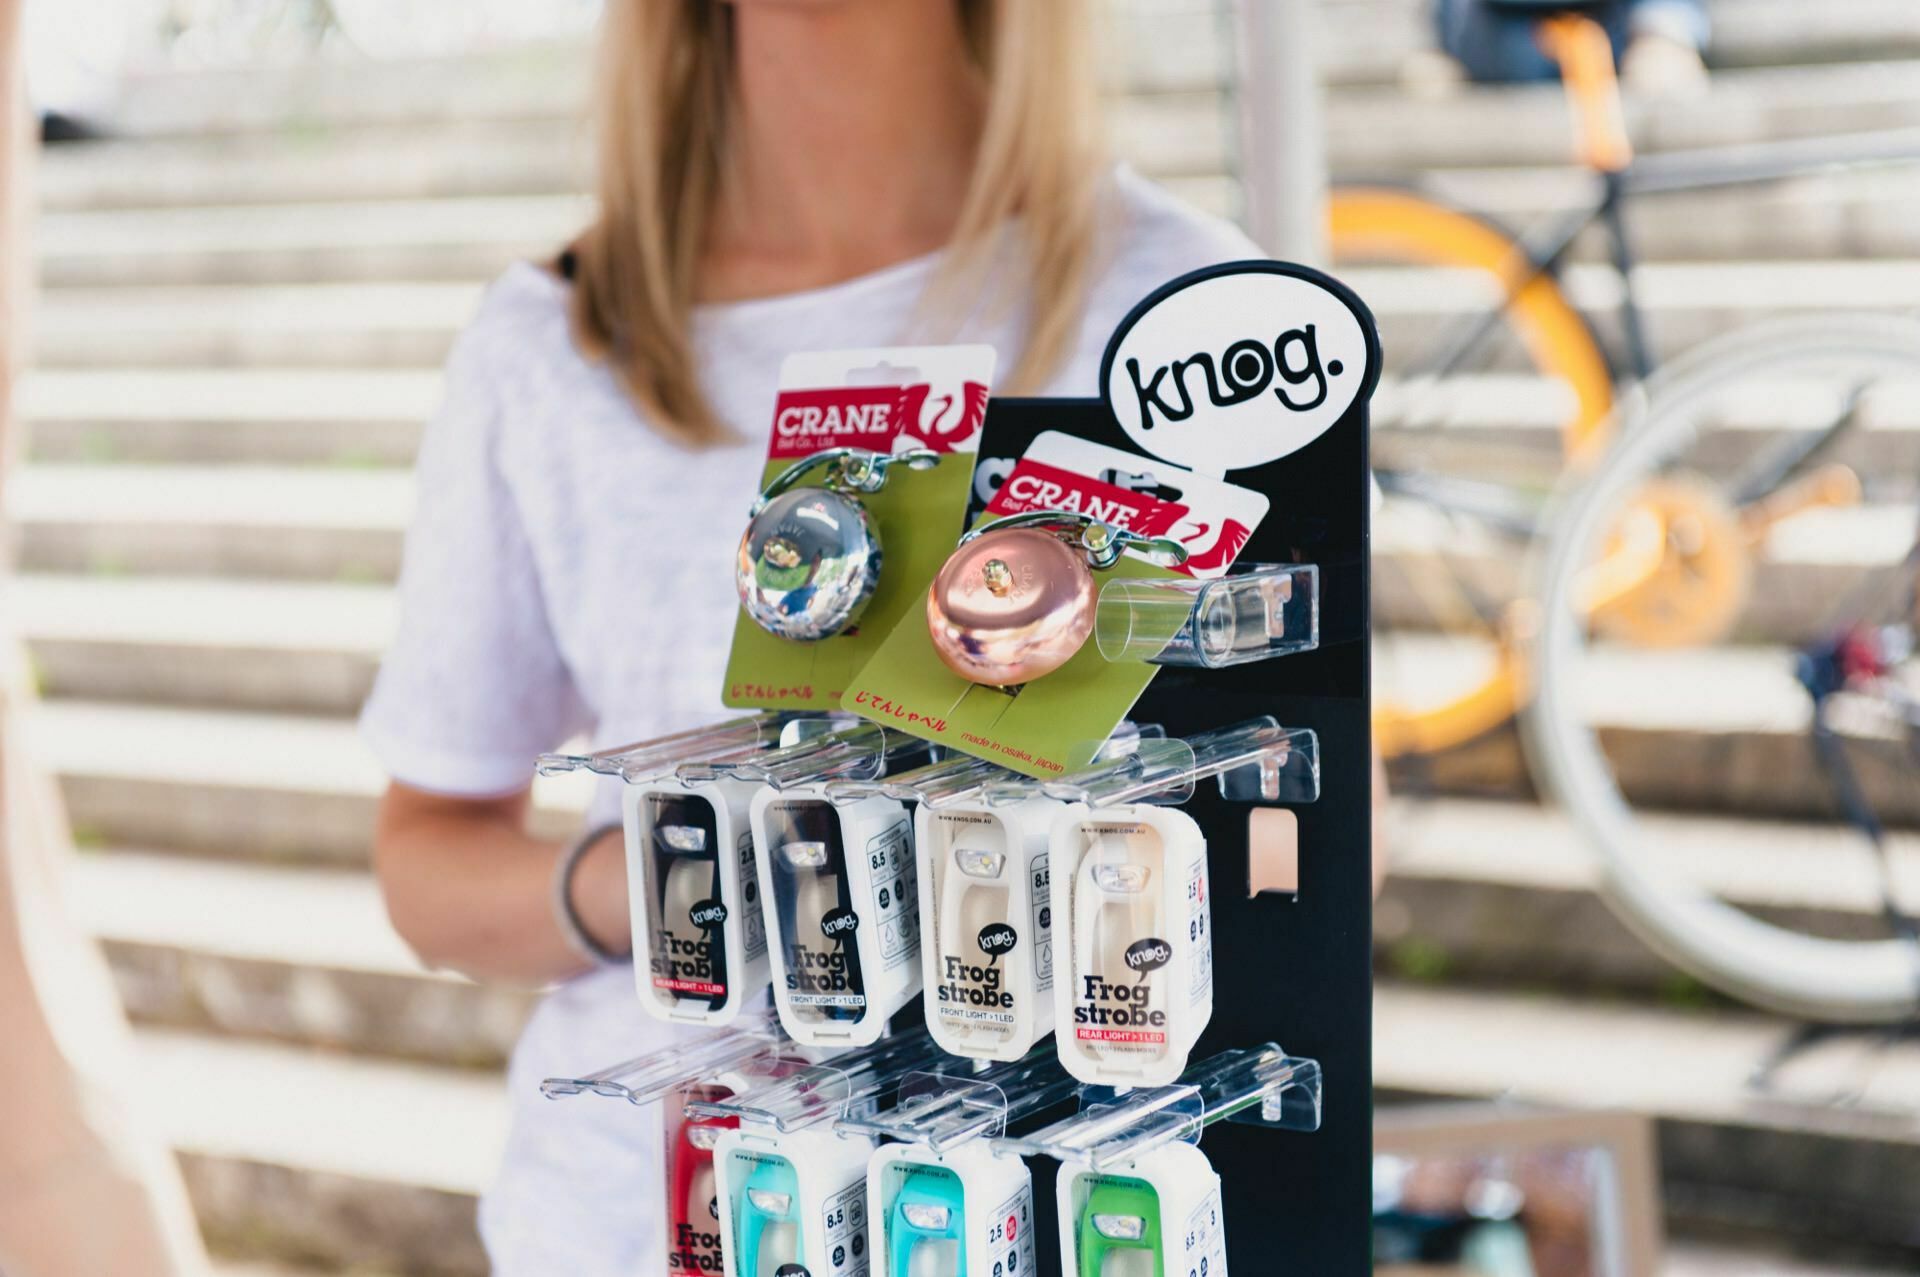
xmin=372 ymin=782 xmax=631 ymax=986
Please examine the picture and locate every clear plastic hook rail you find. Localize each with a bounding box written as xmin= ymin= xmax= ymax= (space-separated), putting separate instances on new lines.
xmin=834 ymin=1045 xmax=1083 ymax=1151
xmin=980 ymin=717 xmax=1319 ymax=808
xmin=536 ymin=713 xmax=786 ymax=781
xmin=685 ymin=1026 xmax=948 ymax=1133
xmin=1097 ymin=563 xmax=1320 ymax=670
xmin=834 ymin=722 xmax=1172 ymax=810
xmin=539 ymin=1009 xmax=789 ymax=1105
xmin=674 ymin=722 xmax=933 ymax=790
xmin=991 ymin=1044 xmax=1322 ymax=1170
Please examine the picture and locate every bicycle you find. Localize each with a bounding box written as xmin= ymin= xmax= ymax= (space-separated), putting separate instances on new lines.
xmin=1335 ymin=8 xmax=1920 ymax=761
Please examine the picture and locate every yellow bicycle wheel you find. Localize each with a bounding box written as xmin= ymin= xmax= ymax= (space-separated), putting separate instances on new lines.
xmin=1331 ymin=185 xmax=1615 ymax=760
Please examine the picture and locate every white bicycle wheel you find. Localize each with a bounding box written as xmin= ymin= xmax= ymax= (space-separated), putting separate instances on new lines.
xmin=1524 ymin=313 xmax=1920 ymax=1022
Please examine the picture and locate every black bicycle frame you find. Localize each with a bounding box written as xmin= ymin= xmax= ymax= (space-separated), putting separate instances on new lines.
xmin=1407 ymin=125 xmax=1920 ymax=395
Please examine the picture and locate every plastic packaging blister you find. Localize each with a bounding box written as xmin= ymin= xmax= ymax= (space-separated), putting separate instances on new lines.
xmin=994 ymin=1043 xmax=1324 ymax=1168
xmin=987 ymin=715 xmax=1320 ymax=808
xmin=685 ymin=1024 xmax=944 ymax=1132
xmin=537 ymin=1009 xmax=790 ymax=1106
xmin=535 ymin=711 xmax=794 ymax=782
xmin=1097 ymin=562 xmax=1320 ymax=669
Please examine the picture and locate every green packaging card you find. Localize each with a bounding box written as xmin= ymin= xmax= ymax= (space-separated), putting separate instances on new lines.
xmin=843 ymin=552 xmax=1189 ymax=777
xmin=721 ymin=346 xmax=997 ymax=710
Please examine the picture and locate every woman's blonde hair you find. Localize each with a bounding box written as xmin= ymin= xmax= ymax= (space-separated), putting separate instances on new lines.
xmin=568 ymin=0 xmax=1105 ymax=446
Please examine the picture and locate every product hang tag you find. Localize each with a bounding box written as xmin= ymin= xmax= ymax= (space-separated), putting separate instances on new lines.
xmin=723 ymin=345 xmax=998 ymax=712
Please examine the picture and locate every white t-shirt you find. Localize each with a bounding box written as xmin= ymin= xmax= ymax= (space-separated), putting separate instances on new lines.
xmin=359 ymin=167 xmax=1256 ymax=1276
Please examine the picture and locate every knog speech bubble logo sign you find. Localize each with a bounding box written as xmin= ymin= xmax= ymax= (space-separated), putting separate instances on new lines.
xmin=1101 ymin=260 xmax=1380 ymax=475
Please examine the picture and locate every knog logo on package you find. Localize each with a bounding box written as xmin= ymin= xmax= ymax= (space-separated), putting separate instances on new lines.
xmin=1101 ymin=261 xmax=1379 ymax=474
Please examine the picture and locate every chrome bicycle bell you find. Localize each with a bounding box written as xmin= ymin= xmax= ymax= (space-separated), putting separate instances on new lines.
xmin=927 ymin=510 xmax=1188 ymax=686
xmin=736 ymin=446 xmax=938 ymax=642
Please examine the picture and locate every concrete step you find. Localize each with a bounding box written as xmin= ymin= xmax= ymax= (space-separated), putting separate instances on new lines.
xmin=1374 ymin=634 xmax=1920 ymax=825
xmin=1375 ymin=982 xmax=1920 ymax=1254
xmin=20 ymin=368 xmax=435 ymax=466
xmin=1330 ymin=61 xmax=1920 ymax=174
xmin=33 ymin=165 xmax=1229 ymax=291
xmin=10 ymin=464 xmax=412 ymax=581
xmin=26 ymin=699 xmax=588 ymax=864
xmin=35 ymin=194 xmax=589 ymax=289
xmin=97 ymin=19 xmax=1232 ymax=141
xmin=1375 ymin=798 xmax=1920 ymax=995
xmin=138 ymin=1027 xmax=498 ymax=1275
xmin=16 ymin=575 xmax=390 ymax=714
xmin=33 ymin=282 xmax=483 ymax=370
xmin=70 ymin=850 xmax=531 ymax=1065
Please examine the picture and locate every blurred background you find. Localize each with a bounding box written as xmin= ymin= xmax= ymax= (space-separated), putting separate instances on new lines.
xmin=8 ymin=1 xmax=1920 ymax=1275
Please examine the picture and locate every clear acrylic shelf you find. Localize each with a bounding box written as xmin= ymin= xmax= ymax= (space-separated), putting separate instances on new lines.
xmin=979 ymin=717 xmax=1320 ymax=808
xmin=833 ymin=1044 xmax=1083 ymax=1151
xmin=684 ymin=1026 xmax=948 ymax=1133
xmin=991 ymin=1044 xmax=1322 ymax=1170
xmin=822 ymin=752 xmax=1011 ymax=809
xmin=858 ymin=723 xmax=1171 ymax=810
xmin=538 ymin=1010 xmax=792 ymax=1105
xmin=1097 ymin=563 xmax=1320 ymax=669
xmin=674 ymin=722 xmax=933 ymax=790
xmin=535 ymin=712 xmax=786 ymax=780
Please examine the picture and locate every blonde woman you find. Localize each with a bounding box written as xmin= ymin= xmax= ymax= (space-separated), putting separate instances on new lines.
xmin=361 ymin=0 xmax=1257 ymax=1269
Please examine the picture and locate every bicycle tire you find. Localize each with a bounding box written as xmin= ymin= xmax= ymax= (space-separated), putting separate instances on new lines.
xmin=1524 ymin=313 xmax=1920 ymax=1022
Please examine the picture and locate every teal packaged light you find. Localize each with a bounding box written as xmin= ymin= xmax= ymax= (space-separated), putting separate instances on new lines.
xmin=888 ymin=1165 xmax=967 ymax=1276
xmin=734 ymin=1154 xmax=802 ymax=1275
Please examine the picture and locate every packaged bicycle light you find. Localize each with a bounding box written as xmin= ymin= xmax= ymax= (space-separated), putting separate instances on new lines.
xmin=713 ymin=1123 xmax=875 ymax=1277
xmin=869 ymin=1140 xmax=1036 ymax=1277
xmin=1057 ymin=1142 xmax=1226 ymax=1277
xmin=1052 ymin=802 xmax=1211 ymax=1088
xmin=625 ymin=776 xmax=770 ymax=1027
xmin=906 ymin=758 xmax=1075 ymax=1063
xmin=753 ymin=781 xmax=922 ymax=1048
xmin=843 ymin=1052 xmax=1076 ymax=1277
xmin=703 ymin=1030 xmax=951 ymax=1277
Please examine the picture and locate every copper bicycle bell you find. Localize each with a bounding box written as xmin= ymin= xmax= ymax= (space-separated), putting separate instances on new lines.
xmin=736 ymin=446 xmax=939 ymax=642
xmin=927 ymin=510 xmax=1189 ymax=686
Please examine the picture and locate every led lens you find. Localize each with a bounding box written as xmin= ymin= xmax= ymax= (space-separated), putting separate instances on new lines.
xmin=685 ymin=1124 xmax=723 ymax=1150
xmin=782 ymin=841 xmax=830 ymax=868
xmin=1092 ymin=1213 xmax=1147 ymax=1242
xmin=953 ymin=847 xmax=1006 ymax=879
xmin=748 ymin=1188 xmax=792 ymax=1216
xmin=658 ymin=824 xmax=709 ymax=852
xmin=1092 ymin=864 xmax=1151 ymax=893
xmin=901 ymin=1202 xmax=951 ymax=1232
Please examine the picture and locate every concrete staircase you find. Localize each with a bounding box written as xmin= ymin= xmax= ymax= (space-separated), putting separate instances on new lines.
xmin=11 ymin=2 xmax=1920 ymax=1272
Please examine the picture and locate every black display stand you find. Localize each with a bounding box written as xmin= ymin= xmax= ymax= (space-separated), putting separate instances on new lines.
xmin=966 ymin=277 xmax=1374 ymax=1272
